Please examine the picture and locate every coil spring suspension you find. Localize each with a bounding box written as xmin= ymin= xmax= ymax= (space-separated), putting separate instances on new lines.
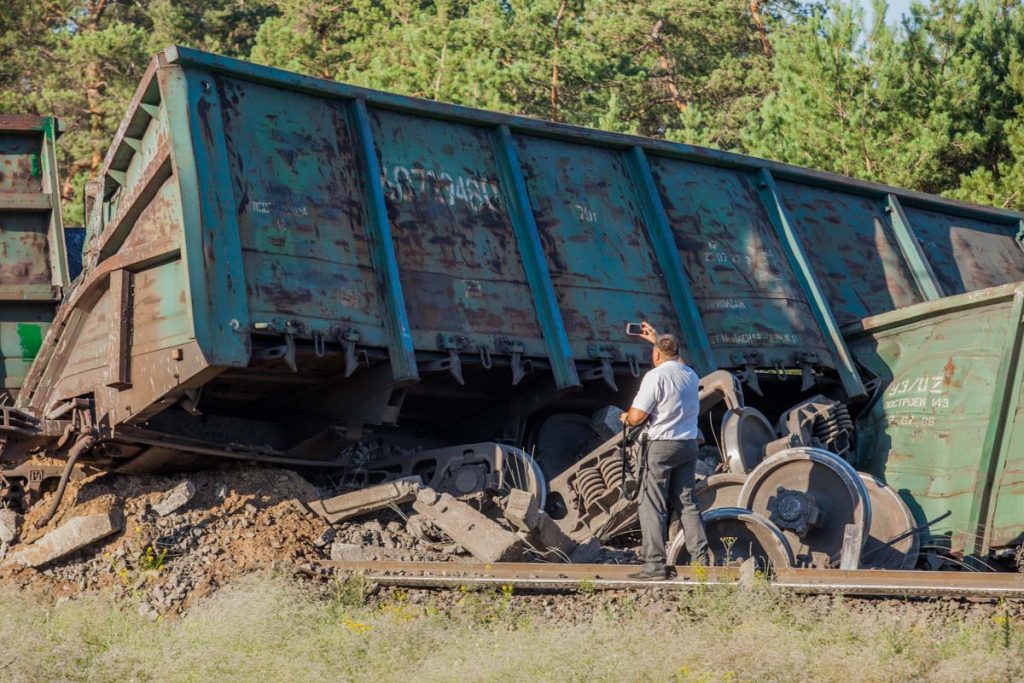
xmin=598 ymin=455 xmax=626 ymax=489
xmin=575 ymin=468 xmax=606 ymax=509
xmin=813 ymin=403 xmax=854 ymax=456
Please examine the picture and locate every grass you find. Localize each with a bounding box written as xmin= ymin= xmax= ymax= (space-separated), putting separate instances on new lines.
xmin=0 ymin=572 xmax=1021 ymax=682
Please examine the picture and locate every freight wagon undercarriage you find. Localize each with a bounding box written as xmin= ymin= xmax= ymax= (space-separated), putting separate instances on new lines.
xmin=0 ymin=348 xmax=1007 ymax=573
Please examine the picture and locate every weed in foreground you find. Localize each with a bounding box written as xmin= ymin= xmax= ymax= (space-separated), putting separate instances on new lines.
xmin=138 ymin=545 xmax=168 ymax=572
xmin=328 ymin=572 xmax=372 ymax=610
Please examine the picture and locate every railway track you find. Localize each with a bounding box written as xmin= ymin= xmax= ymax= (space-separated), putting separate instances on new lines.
xmin=318 ymin=560 xmax=1024 ymax=600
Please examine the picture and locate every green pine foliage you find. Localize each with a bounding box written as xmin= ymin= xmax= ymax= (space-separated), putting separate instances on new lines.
xmin=748 ymin=0 xmax=1024 ymax=207
xmin=3 ymin=0 xmax=1024 ymax=221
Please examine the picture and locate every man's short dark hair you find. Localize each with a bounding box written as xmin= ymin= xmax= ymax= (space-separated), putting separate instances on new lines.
xmin=655 ymin=334 xmax=679 ymax=358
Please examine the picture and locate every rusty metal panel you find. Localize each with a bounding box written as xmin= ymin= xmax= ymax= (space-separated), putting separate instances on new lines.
xmin=778 ymin=181 xmax=923 ymax=324
xmin=0 ymin=307 xmax=52 ymax=396
xmin=648 ymin=158 xmax=831 ymax=369
xmin=52 ymin=292 xmax=113 ymax=385
xmin=989 ymin=368 xmax=1024 ymax=550
xmin=367 ymin=109 xmax=545 ymax=355
xmin=847 ymin=284 xmax=1024 ymax=554
xmin=216 ymin=77 xmax=388 ymax=348
xmin=901 ymin=206 xmax=1024 ymax=295
xmin=0 ymin=129 xmax=43 ymax=194
xmin=129 ymin=259 xmax=191 ymax=355
xmin=0 ymin=116 xmax=66 ymax=398
xmin=513 ymin=135 xmax=674 ymax=363
xmin=0 ymin=212 xmax=52 ymax=285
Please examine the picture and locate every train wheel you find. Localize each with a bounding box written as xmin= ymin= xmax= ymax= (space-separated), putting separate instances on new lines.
xmin=668 ymin=507 xmax=794 ymax=571
xmin=531 ymin=413 xmax=601 ymax=481
xmin=720 ymin=407 xmax=774 ymax=474
xmin=695 ymin=473 xmax=747 ymax=512
xmin=858 ymin=473 xmax=919 ymax=570
xmin=737 ymin=447 xmax=870 ymax=568
xmin=494 ymin=445 xmax=548 ymax=510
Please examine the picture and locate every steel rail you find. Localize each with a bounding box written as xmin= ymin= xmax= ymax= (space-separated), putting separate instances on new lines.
xmin=317 ymin=560 xmax=1024 ymax=600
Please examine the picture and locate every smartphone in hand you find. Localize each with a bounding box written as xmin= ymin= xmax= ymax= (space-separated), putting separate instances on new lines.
xmin=625 ymin=322 xmax=644 ymax=336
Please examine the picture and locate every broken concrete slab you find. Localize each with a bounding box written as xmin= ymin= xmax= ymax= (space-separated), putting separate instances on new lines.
xmin=6 ymin=511 xmax=124 ymax=568
xmin=839 ymin=523 xmax=862 ymax=571
xmin=0 ymin=508 xmax=20 ymax=545
xmin=331 ymin=542 xmax=373 ymax=562
xmin=739 ymin=557 xmax=758 ymax=587
xmin=503 ymin=489 xmax=540 ymax=533
xmin=412 ymin=488 xmax=526 ymax=562
xmin=152 ymin=480 xmax=196 ymax=517
xmin=531 ymin=511 xmax=580 ymax=556
xmin=500 ymin=490 xmax=585 ymax=560
xmin=309 ymin=476 xmax=423 ymax=524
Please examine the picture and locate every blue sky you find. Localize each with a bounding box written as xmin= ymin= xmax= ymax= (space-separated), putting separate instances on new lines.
xmin=870 ymin=0 xmax=917 ymax=23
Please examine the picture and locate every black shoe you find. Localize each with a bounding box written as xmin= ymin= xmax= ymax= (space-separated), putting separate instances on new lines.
xmin=626 ymin=568 xmax=668 ymax=581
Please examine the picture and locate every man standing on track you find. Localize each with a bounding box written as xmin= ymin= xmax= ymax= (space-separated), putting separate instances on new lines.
xmin=621 ymin=322 xmax=709 ymax=579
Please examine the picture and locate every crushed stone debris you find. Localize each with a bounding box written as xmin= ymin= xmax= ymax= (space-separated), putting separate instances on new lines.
xmin=0 ymin=463 xmax=638 ymax=617
xmin=152 ymin=480 xmax=196 ymax=517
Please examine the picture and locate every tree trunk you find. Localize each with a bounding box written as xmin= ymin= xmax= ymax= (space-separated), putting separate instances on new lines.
xmin=750 ymin=0 xmax=773 ymax=60
xmin=650 ymin=19 xmax=688 ymax=113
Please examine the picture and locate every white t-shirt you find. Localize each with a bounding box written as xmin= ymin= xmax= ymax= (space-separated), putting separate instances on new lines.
xmin=630 ymin=359 xmax=700 ymax=440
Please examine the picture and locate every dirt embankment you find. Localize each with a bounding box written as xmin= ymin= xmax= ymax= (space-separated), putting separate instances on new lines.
xmin=0 ymin=464 xmax=464 ymax=617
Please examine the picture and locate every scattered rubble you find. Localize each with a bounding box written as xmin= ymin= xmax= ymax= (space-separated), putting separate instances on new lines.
xmin=328 ymin=542 xmax=420 ymax=562
xmin=152 ymin=480 xmax=196 ymax=517
xmin=0 ymin=465 xmax=334 ymax=613
xmin=0 ymin=460 xmax=635 ymax=616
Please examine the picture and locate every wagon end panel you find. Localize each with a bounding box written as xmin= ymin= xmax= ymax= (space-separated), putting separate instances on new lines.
xmin=848 ymin=288 xmax=1022 ymax=556
xmin=20 ymin=64 xmax=203 ymax=427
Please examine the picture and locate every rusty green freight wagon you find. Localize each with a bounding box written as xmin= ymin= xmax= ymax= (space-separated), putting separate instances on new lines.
xmin=0 ymin=116 xmax=70 ymax=399
xmin=847 ymin=283 xmax=1024 ymax=559
xmin=10 ymin=47 xmax=1024 ymax=560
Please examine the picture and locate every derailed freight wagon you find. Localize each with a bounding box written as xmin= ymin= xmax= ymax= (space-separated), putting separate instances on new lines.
xmin=3 ymin=47 xmax=1024 ymax=568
